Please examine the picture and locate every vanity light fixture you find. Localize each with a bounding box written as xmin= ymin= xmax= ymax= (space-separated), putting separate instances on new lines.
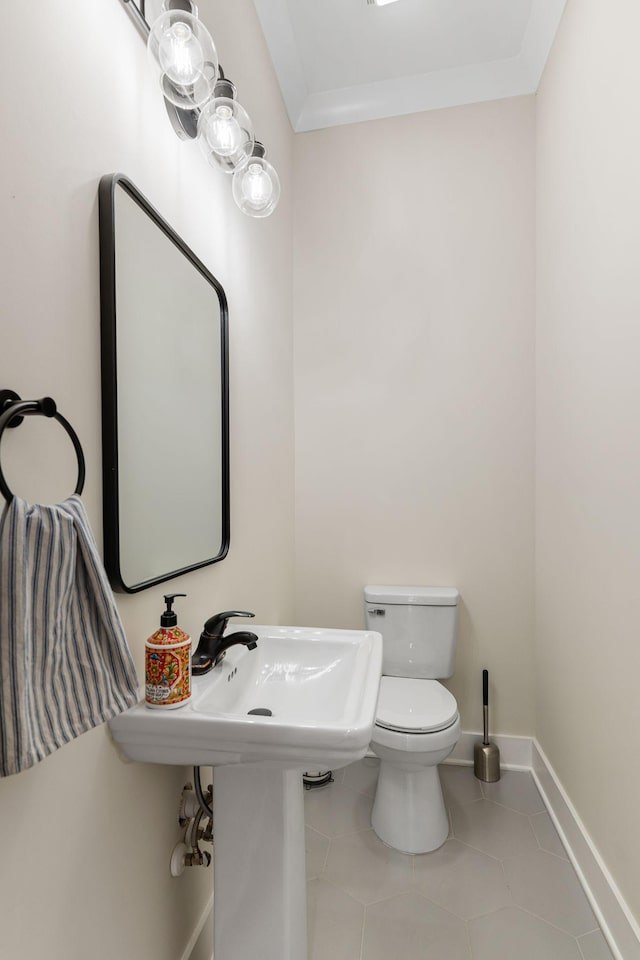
xmin=367 ymin=0 xmax=402 ymax=5
xmin=120 ymin=0 xmax=280 ymax=217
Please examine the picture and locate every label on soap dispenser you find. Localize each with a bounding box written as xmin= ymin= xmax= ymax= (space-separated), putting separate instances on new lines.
xmin=145 ymin=626 xmax=191 ymax=709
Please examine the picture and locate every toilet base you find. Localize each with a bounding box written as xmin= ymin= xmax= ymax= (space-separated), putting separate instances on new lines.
xmin=371 ymin=761 xmax=449 ymax=854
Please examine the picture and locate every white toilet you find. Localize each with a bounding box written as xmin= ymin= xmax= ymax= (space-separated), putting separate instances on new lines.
xmin=365 ymin=585 xmax=461 ymax=854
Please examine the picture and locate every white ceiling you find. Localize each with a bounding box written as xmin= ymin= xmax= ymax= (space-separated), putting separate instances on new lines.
xmin=252 ymin=0 xmax=567 ymax=132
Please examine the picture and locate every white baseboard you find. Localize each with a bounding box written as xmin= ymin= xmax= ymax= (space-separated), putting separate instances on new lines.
xmin=531 ymin=740 xmax=640 ymax=960
xmin=179 ymin=894 xmax=213 ymax=960
xmin=445 ymin=730 xmax=533 ymax=770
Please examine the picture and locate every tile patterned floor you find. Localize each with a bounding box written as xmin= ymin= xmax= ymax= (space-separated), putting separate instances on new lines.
xmin=304 ymin=760 xmax=615 ymax=960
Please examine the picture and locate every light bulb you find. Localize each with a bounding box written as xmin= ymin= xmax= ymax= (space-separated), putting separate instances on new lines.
xmin=207 ymin=105 xmax=242 ymax=155
xmin=148 ymin=10 xmax=218 ymax=109
xmin=232 ymin=154 xmax=280 ymax=218
xmin=197 ymin=94 xmax=255 ymax=173
xmin=158 ymin=21 xmax=203 ymax=86
xmin=243 ymin=163 xmax=273 ymax=208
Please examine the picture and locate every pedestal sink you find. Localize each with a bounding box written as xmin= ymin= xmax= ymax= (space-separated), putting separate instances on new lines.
xmin=109 ymin=625 xmax=382 ymax=960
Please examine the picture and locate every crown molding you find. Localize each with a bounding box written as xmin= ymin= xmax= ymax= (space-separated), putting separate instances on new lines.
xmin=253 ymin=0 xmax=567 ymax=132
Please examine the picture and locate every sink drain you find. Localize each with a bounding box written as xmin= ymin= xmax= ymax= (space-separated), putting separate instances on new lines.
xmin=247 ymin=708 xmax=272 ymax=716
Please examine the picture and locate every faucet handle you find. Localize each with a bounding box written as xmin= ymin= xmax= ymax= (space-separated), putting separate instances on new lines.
xmin=202 ymin=610 xmax=255 ymax=636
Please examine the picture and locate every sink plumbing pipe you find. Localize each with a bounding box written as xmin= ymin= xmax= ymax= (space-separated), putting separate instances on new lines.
xmin=184 ymin=806 xmax=211 ymax=867
xmin=194 ymin=766 xmax=214 ymax=818
xmin=172 ymin=777 xmax=214 ymax=875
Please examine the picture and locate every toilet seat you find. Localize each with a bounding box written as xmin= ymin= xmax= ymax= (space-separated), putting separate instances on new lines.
xmin=375 ymin=677 xmax=458 ymax=734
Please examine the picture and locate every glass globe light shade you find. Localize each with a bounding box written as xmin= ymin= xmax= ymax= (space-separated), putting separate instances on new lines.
xmin=232 ymin=156 xmax=281 ymax=218
xmin=197 ymin=97 xmax=255 ymax=173
xmin=148 ymin=10 xmax=218 ymax=109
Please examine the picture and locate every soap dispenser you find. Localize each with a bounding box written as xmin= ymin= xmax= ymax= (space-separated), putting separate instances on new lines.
xmin=145 ymin=593 xmax=191 ymax=709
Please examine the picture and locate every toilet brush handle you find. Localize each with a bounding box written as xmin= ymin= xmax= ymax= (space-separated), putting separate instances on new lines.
xmin=483 ymin=669 xmax=489 ymax=745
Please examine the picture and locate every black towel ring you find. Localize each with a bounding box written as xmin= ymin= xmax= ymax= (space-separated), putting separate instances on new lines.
xmin=0 ymin=390 xmax=86 ymax=502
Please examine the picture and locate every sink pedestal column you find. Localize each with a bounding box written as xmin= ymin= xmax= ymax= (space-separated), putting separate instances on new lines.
xmin=212 ymin=764 xmax=307 ymax=960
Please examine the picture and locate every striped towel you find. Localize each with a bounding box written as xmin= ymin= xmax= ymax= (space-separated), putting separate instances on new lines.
xmin=0 ymin=495 xmax=139 ymax=777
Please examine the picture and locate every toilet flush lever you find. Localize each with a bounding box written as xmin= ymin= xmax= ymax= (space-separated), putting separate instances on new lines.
xmin=369 ymin=609 xmax=386 ymax=616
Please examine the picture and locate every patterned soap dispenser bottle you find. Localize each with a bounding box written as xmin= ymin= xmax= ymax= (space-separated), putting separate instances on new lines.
xmin=145 ymin=593 xmax=191 ymax=709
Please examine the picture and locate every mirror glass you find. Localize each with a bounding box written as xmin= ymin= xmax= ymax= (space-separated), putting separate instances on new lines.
xmin=99 ymin=174 xmax=229 ymax=592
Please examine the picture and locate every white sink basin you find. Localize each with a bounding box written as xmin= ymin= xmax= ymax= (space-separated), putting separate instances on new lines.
xmin=110 ymin=625 xmax=382 ymax=770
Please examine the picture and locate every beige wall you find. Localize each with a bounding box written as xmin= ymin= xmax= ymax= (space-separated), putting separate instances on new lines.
xmin=293 ymin=98 xmax=536 ymax=735
xmin=536 ymin=0 xmax=640 ymax=924
xmin=0 ymin=1 xmax=294 ymax=957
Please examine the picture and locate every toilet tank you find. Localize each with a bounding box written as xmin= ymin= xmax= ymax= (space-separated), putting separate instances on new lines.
xmin=364 ymin=585 xmax=459 ymax=679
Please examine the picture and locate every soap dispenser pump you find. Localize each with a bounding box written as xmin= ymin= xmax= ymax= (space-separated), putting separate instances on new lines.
xmin=145 ymin=593 xmax=191 ymax=709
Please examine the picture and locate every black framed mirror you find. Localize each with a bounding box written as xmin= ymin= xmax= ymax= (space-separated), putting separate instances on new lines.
xmin=99 ymin=173 xmax=229 ymax=593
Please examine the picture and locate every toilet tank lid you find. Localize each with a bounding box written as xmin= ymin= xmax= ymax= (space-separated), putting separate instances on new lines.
xmin=364 ymin=585 xmax=459 ymax=606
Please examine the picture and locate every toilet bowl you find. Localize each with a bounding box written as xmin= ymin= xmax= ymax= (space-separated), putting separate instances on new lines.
xmin=370 ymin=677 xmax=460 ymax=853
xmin=364 ymin=586 xmax=461 ymax=855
